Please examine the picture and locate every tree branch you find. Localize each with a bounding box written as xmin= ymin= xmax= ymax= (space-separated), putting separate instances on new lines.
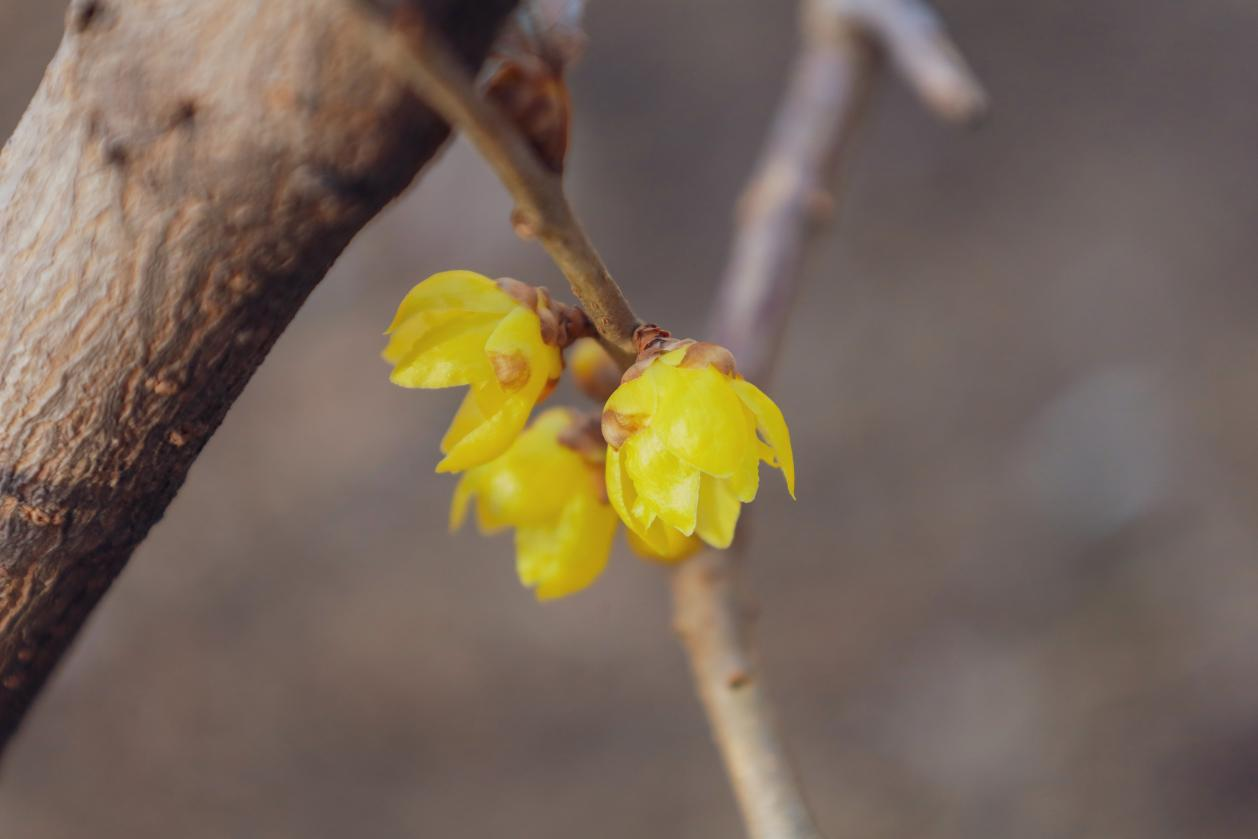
xmin=349 ymin=3 xmax=641 ymax=368
xmin=0 ymin=0 xmax=516 ymax=753
xmin=673 ymin=2 xmax=986 ymax=837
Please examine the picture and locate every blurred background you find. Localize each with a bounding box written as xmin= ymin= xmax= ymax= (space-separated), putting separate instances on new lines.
xmin=3 ymin=1 xmax=1258 ymax=837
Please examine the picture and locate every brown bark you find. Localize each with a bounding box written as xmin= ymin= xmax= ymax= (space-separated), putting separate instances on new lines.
xmin=0 ymin=0 xmax=515 ymax=751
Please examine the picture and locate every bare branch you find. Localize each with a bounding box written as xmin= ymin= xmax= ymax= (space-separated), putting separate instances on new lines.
xmin=349 ymin=3 xmax=640 ymax=367
xmin=673 ymin=2 xmax=988 ymax=838
xmin=838 ymin=0 xmax=988 ymax=124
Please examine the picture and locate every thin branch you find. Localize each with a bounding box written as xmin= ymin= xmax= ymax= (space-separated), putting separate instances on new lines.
xmin=674 ymin=2 xmax=986 ymax=838
xmin=348 ymin=3 xmax=639 ymax=368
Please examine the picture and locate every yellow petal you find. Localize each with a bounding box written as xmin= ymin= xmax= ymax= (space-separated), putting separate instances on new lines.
xmin=731 ymin=379 xmax=795 ymax=498
xmin=441 ymin=387 xmax=491 ymax=454
xmin=695 ymin=474 xmax=742 ymax=549
xmin=625 ymin=527 xmax=702 ymax=564
xmin=631 ymin=495 xmax=658 ymax=530
xmin=385 ymin=270 xmax=513 ymax=335
xmin=604 ymin=444 xmax=638 ymax=532
xmin=656 ymin=346 xmax=690 ymax=367
xmin=651 ymin=363 xmax=751 ymax=478
xmin=729 ymin=447 xmax=760 ymax=504
xmin=606 ymin=367 xmax=658 ymax=418
xmin=468 ymin=376 xmax=511 ymax=421
xmin=609 ymin=442 xmax=699 ymax=558
xmin=607 ymin=445 xmax=658 ymax=537
xmin=602 ymin=371 xmax=658 ymax=449
xmin=388 ymin=315 xmax=497 ymax=389
xmin=622 ymin=428 xmax=701 ymax=535
xmin=483 ymin=305 xmax=556 ymax=392
xmin=435 ymin=390 xmax=533 ymax=473
xmin=516 ymin=493 xmax=617 ymax=600
xmin=449 ymin=474 xmax=475 ymax=532
xmin=383 ymin=308 xmax=494 ymax=366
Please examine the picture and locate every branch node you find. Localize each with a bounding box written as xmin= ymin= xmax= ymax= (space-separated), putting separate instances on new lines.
xmin=510 ymin=207 xmax=541 ymax=239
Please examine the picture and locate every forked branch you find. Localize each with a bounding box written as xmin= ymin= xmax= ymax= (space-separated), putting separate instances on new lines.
xmin=674 ymin=1 xmax=985 ymax=838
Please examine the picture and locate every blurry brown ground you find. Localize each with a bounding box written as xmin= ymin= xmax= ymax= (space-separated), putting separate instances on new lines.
xmin=4 ymin=2 xmax=1258 ymax=837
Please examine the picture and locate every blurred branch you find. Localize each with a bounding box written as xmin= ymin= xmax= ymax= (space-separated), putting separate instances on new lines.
xmin=674 ymin=1 xmax=986 ymax=837
xmin=713 ymin=0 xmax=985 ymax=375
xmin=349 ymin=1 xmax=640 ymax=368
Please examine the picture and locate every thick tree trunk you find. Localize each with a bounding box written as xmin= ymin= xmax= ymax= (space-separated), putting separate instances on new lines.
xmin=0 ymin=0 xmax=514 ymax=751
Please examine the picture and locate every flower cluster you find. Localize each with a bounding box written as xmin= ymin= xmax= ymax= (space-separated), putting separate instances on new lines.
xmin=385 ymin=270 xmax=794 ymax=599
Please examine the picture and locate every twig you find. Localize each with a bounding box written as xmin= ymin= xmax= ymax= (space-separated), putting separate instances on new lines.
xmin=348 ymin=2 xmax=640 ymax=368
xmin=674 ymin=2 xmax=986 ymax=838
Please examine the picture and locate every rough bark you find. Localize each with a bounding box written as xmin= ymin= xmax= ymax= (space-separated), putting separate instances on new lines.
xmin=0 ymin=0 xmax=515 ymax=751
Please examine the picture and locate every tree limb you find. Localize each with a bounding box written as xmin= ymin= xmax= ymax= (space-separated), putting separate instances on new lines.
xmin=673 ymin=2 xmax=986 ymax=837
xmin=0 ymin=0 xmax=516 ymax=752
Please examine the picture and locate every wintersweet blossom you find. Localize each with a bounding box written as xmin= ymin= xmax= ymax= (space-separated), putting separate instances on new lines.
xmin=383 ymin=270 xmax=565 ymax=473
xmin=602 ymin=337 xmax=794 ymax=554
xmin=450 ymin=408 xmax=617 ymax=600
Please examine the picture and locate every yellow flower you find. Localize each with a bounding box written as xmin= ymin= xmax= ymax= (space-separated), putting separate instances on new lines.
xmin=450 ymin=408 xmax=617 ymax=600
xmin=384 ymin=270 xmax=564 ymax=473
xmin=603 ymin=340 xmax=794 ymax=554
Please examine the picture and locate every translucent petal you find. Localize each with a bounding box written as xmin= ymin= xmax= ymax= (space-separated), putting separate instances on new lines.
xmin=516 ymin=493 xmax=617 ymax=600
xmin=656 ymin=346 xmax=690 ymax=367
xmin=441 ymin=388 xmax=490 ymax=454
xmin=732 ymin=379 xmax=796 ymax=497
xmin=435 ymin=390 xmax=533 ymax=473
xmin=388 ymin=316 xmax=496 ymax=389
xmin=607 ymin=444 xmax=658 ymax=538
xmin=385 ymin=270 xmax=513 ymax=335
xmin=623 ymin=428 xmax=701 ymax=535
xmin=468 ymin=377 xmax=510 ymax=421
xmin=610 ymin=440 xmax=700 ymax=559
xmin=631 ymin=495 xmax=658 ymax=530
xmin=449 ymin=474 xmax=474 ymax=532
xmin=604 ymin=445 xmax=637 ymax=531
xmin=625 ymin=527 xmax=702 ymax=564
xmin=729 ymin=449 xmax=760 ymax=504
xmin=651 ymin=363 xmax=751 ymax=478
xmin=475 ymin=492 xmax=511 ymax=534
xmin=383 ymin=307 xmax=495 ymax=365
xmin=483 ymin=305 xmax=555 ymax=392
xmin=605 ymin=370 xmax=656 ymax=419
xmin=695 ymin=474 xmax=742 ymax=549
xmin=602 ymin=372 xmax=657 ymax=448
